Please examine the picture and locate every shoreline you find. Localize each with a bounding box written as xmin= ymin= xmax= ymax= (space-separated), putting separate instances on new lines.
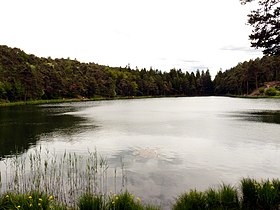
xmin=0 ymin=95 xmax=162 ymax=107
xmin=1 ymin=93 xmax=280 ymax=107
xmin=1 ymin=94 xmax=280 ymax=107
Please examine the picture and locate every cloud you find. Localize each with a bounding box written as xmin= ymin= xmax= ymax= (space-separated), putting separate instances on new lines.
xmin=188 ymin=65 xmax=209 ymax=72
xmin=178 ymin=59 xmax=200 ymax=63
xmin=220 ymin=45 xmax=261 ymax=53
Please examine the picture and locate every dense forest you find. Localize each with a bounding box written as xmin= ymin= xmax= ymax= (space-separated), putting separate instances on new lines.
xmin=214 ymin=56 xmax=280 ymax=96
xmin=0 ymin=45 xmax=279 ymax=102
xmin=0 ymin=45 xmax=214 ymax=102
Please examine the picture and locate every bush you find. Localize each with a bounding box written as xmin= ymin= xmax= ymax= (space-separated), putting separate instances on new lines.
xmin=265 ymin=87 xmax=277 ymax=96
xmin=259 ymin=87 xmax=265 ymax=94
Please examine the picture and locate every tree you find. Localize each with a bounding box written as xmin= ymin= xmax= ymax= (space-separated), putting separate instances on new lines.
xmin=241 ymin=0 xmax=280 ymax=55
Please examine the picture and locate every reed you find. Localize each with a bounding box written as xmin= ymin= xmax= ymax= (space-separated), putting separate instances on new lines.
xmin=0 ymin=148 xmax=126 ymax=208
xmin=2 ymin=149 xmax=280 ymax=209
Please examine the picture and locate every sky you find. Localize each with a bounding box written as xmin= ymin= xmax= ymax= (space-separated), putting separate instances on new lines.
xmin=0 ymin=0 xmax=263 ymax=76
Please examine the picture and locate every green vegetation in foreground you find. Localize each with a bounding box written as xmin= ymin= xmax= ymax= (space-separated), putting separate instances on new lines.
xmin=1 ymin=150 xmax=280 ymax=209
xmin=173 ymin=179 xmax=280 ymax=210
xmin=0 ymin=191 xmax=159 ymax=210
xmin=2 ymin=179 xmax=280 ymax=209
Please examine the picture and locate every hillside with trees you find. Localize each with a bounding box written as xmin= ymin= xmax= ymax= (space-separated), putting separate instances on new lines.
xmin=212 ymin=0 xmax=279 ymax=97
xmin=213 ymin=56 xmax=280 ymax=96
xmin=0 ymin=45 xmax=214 ymax=102
xmin=0 ymin=45 xmax=279 ymax=102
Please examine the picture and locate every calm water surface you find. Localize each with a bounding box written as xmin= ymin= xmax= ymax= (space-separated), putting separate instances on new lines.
xmin=0 ymin=97 xmax=280 ymax=207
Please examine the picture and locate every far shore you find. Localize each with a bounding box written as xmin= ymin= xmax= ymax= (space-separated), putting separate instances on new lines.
xmin=1 ymin=94 xmax=280 ymax=107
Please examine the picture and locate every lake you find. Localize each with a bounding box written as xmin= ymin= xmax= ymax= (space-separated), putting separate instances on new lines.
xmin=0 ymin=96 xmax=280 ymax=207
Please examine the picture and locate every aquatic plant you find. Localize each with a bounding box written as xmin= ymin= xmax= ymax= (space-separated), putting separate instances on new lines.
xmin=0 ymin=191 xmax=65 ymax=210
xmin=78 ymin=193 xmax=104 ymax=210
xmin=0 ymin=147 xmax=126 ymax=208
xmin=2 ymin=149 xmax=280 ymax=209
xmin=173 ymin=190 xmax=206 ymax=210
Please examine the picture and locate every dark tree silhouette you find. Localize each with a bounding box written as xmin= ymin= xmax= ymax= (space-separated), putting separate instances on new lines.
xmin=241 ymin=0 xmax=280 ymax=55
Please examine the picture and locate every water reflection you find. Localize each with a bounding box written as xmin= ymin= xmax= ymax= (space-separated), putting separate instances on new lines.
xmin=0 ymin=105 xmax=89 ymax=158
xmin=0 ymin=97 xmax=280 ymax=209
xmin=246 ymin=111 xmax=280 ymax=124
xmin=231 ymin=110 xmax=280 ymax=125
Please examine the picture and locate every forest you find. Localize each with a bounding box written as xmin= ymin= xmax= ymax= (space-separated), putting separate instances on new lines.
xmin=214 ymin=56 xmax=280 ymax=96
xmin=0 ymin=45 xmax=279 ymax=102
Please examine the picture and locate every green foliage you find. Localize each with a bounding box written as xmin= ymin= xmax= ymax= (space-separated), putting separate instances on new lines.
xmin=218 ymin=184 xmax=239 ymax=209
xmin=0 ymin=45 xmax=215 ymax=104
xmin=265 ymin=87 xmax=277 ymax=96
xmin=240 ymin=0 xmax=280 ymax=55
xmin=240 ymin=178 xmax=280 ymax=209
xmin=214 ymin=56 xmax=280 ymax=95
xmin=240 ymin=178 xmax=259 ymax=209
xmin=257 ymin=180 xmax=279 ymax=209
xmin=259 ymin=87 xmax=265 ymax=94
xmin=78 ymin=193 xmax=104 ymax=210
xmin=205 ymin=188 xmax=221 ymax=209
xmin=108 ymin=191 xmax=143 ymax=210
xmin=0 ymin=192 xmax=62 ymax=210
xmin=173 ymin=190 xmax=206 ymax=210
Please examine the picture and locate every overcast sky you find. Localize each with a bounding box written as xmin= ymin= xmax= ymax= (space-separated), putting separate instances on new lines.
xmin=0 ymin=0 xmax=263 ymax=76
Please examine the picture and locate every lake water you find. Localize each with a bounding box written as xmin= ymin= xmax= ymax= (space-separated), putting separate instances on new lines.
xmin=0 ymin=97 xmax=280 ymax=207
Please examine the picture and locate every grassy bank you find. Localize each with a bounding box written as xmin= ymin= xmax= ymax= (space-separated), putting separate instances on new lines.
xmin=2 ymin=94 xmax=280 ymax=107
xmin=0 ymin=95 xmax=159 ymax=107
xmin=1 ymin=149 xmax=280 ymax=209
xmin=2 ymin=178 xmax=280 ymax=209
xmin=0 ymin=191 xmax=159 ymax=210
xmin=228 ymin=94 xmax=280 ymax=99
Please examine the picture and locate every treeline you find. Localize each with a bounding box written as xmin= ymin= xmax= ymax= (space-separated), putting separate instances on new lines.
xmin=0 ymin=45 xmax=214 ymax=102
xmin=214 ymin=56 xmax=280 ymax=95
xmin=1 ymin=45 xmax=280 ymax=102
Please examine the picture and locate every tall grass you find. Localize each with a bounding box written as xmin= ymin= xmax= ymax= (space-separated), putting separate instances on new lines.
xmin=241 ymin=178 xmax=280 ymax=209
xmin=0 ymin=148 xmax=126 ymax=208
xmin=1 ymin=149 xmax=280 ymax=209
xmin=173 ymin=179 xmax=280 ymax=210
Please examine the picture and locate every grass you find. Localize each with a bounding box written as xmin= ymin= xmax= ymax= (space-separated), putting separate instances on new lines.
xmin=241 ymin=178 xmax=280 ymax=209
xmin=0 ymin=148 xmax=126 ymax=208
xmin=1 ymin=150 xmax=280 ymax=209
xmin=0 ymin=191 xmax=66 ymax=210
xmin=0 ymin=191 xmax=160 ymax=210
xmin=173 ymin=190 xmax=206 ymax=210
xmin=0 ymin=95 xmax=157 ymax=107
xmin=173 ymin=179 xmax=280 ymax=210
xmin=78 ymin=193 xmax=104 ymax=210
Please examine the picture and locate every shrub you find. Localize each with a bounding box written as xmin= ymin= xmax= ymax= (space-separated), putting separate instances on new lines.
xmin=259 ymin=87 xmax=265 ymax=94
xmin=265 ymin=87 xmax=277 ymax=96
